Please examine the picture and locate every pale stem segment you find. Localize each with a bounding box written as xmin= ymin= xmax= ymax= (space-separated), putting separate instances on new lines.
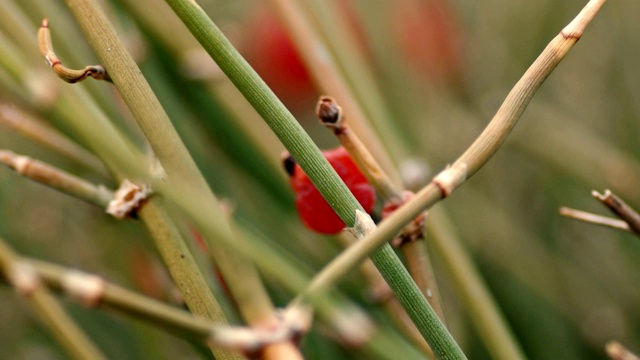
xmin=0 ymin=238 xmax=107 ymax=360
xmin=316 ymin=96 xmax=402 ymax=202
xmin=559 ymin=207 xmax=631 ymax=232
xmin=11 ymin=257 xmax=310 ymax=356
xmin=606 ymin=341 xmax=640 ymax=360
xmin=0 ymin=149 xmax=114 ymax=207
xmin=22 ymin=258 xmax=212 ymax=339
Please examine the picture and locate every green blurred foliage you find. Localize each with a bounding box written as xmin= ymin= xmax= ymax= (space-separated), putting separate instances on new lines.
xmin=0 ymin=0 xmax=638 ymax=359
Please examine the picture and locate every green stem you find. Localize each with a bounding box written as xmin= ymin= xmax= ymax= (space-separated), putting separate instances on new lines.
xmin=297 ymin=0 xmax=607 ymax=329
xmin=63 ymin=1 xmax=293 ymax=357
xmin=163 ymin=1 xmax=464 ymax=358
xmin=138 ymin=201 xmax=229 ymax=325
xmin=301 ymin=0 xmax=410 ymax=161
xmin=24 ymin=258 xmax=214 ymax=340
xmin=429 ymin=209 xmax=526 ymax=360
xmin=0 ymin=104 xmax=107 ymax=176
xmin=165 ymin=0 xmax=362 ymax=223
xmin=370 ymin=244 xmax=462 ymax=358
xmin=269 ymin=0 xmax=402 ymax=185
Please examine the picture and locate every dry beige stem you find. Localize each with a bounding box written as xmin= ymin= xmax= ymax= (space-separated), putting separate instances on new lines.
xmin=431 ymin=163 xmax=469 ymax=198
xmin=592 ymin=190 xmax=640 ymax=234
xmin=0 ymin=150 xmax=113 ymax=207
xmin=316 ymin=96 xmax=402 ymax=202
xmin=0 ymin=105 xmax=105 ymax=173
xmin=559 ymin=207 xmax=631 ymax=232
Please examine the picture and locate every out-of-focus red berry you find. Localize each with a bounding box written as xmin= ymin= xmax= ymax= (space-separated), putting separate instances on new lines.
xmin=392 ymin=0 xmax=464 ymax=83
xmin=241 ymin=9 xmax=316 ymax=108
xmin=286 ymin=147 xmax=376 ymax=234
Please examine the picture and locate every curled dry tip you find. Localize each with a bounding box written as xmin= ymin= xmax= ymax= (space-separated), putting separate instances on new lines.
xmin=37 ymin=18 xmax=111 ymax=83
xmin=316 ymin=96 xmax=343 ymax=128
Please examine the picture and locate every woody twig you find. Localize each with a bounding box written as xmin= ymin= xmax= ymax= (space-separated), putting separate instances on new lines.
xmin=317 ymin=96 xmax=444 ymax=355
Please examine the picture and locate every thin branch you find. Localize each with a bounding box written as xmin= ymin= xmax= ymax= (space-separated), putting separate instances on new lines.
xmin=428 ymin=210 xmax=526 ymax=360
xmin=136 ymin=200 xmax=241 ymax=360
xmin=296 ymin=0 xmax=607 ymax=330
xmin=63 ymin=1 xmax=297 ymax=358
xmin=0 ymin=149 xmax=114 ymax=207
xmin=316 ymin=96 xmax=403 ymax=202
xmin=12 ymin=258 xmax=311 ymax=356
xmin=163 ymin=0 xmax=461 ymax=357
xmin=317 ymin=96 xmax=444 ymax=353
xmin=0 ymin=238 xmax=107 ymax=360
xmin=0 ymin=261 xmax=309 ymax=356
xmin=269 ymin=0 xmax=403 ymax=185
xmin=559 ymin=206 xmax=631 ymax=232
xmin=0 ymin=102 xmax=107 ymax=176
xmin=20 ymin=258 xmax=213 ymax=340
xmin=592 ymin=190 xmax=640 ymax=234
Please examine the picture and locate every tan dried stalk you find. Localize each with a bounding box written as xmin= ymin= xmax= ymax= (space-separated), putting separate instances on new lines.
xmin=0 ymin=238 xmax=106 ymax=360
xmin=296 ymin=0 xmax=607 ymax=323
xmin=0 ymin=149 xmax=113 ymax=207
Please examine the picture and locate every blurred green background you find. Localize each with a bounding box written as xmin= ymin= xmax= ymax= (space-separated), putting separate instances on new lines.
xmin=0 ymin=0 xmax=638 ymax=359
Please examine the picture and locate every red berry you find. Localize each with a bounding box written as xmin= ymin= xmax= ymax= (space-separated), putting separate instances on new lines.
xmin=241 ymin=8 xmax=316 ymax=109
xmin=287 ymin=147 xmax=376 ymax=234
xmin=392 ymin=0 xmax=464 ymax=83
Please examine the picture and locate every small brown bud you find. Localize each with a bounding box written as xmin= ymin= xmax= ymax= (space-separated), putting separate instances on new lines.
xmin=316 ymin=96 xmax=343 ymax=128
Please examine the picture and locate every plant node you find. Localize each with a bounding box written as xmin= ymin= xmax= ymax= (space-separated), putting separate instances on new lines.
xmin=106 ymin=179 xmax=152 ymax=219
